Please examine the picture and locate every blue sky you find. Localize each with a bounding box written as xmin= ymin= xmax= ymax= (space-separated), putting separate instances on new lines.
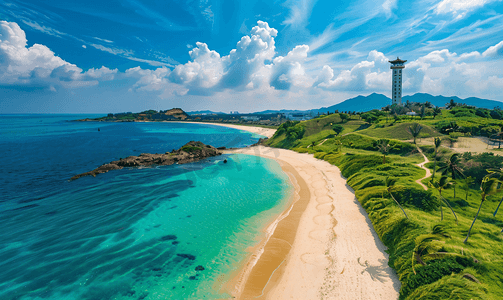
xmin=1 ymin=0 xmax=503 ymax=113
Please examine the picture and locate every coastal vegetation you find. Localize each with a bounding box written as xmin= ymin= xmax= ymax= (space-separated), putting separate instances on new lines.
xmin=264 ymin=102 xmax=503 ymax=299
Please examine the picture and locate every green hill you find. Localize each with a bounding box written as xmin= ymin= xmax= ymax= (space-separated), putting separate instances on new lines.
xmin=358 ymin=122 xmax=443 ymax=140
xmin=264 ymin=111 xmax=503 ymax=300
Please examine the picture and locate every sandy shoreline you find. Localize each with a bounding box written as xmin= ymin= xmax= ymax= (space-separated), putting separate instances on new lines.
xmin=190 ymin=122 xmax=401 ymax=299
xmin=227 ymin=146 xmax=400 ymax=299
xmin=180 ymin=121 xmax=277 ymax=138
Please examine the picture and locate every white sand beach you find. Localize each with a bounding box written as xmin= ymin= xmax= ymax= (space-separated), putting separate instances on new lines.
xmin=198 ymin=122 xmax=401 ymax=299
xmin=182 ymin=122 xmax=277 ymax=139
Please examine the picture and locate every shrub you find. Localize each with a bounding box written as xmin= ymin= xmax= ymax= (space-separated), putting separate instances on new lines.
xmin=338 ymin=154 xmax=384 ymax=178
xmin=404 ymin=273 xmax=486 ymax=300
xmin=475 ymin=108 xmax=490 ymax=118
xmin=389 ymin=186 xmax=439 ymax=211
xmin=400 ymin=259 xmax=466 ymax=299
xmin=181 ymin=146 xmax=202 ymax=153
xmin=490 ymin=109 xmax=503 ymax=120
xmin=454 ymin=111 xmax=475 ymax=118
xmin=461 ymin=152 xmax=503 ymax=183
xmin=286 ymin=125 xmax=305 ymax=140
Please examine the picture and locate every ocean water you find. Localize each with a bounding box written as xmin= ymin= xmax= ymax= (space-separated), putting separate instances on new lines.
xmin=0 ymin=115 xmax=293 ymax=300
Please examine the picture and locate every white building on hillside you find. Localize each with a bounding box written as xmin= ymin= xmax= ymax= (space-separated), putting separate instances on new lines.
xmin=389 ymin=57 xmax=406 ymax=106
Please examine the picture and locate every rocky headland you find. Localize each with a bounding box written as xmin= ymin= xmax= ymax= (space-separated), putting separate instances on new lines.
xmin=71 ymin=141 xmax=221 ymax=180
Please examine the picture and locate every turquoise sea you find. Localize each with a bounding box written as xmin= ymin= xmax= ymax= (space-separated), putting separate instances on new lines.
xmin=0 ymin=115 xmax=293 ymax=300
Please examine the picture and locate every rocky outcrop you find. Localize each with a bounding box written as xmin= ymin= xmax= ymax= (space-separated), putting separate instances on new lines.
xmin=164 ymin=108 xmax=189 ymax=120
xmin=71 ymin=141 xmax=221 ymax=180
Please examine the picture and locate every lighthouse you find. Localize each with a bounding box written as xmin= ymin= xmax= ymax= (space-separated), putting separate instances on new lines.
xmin=389 ymin=57 xmax=406 ymax=106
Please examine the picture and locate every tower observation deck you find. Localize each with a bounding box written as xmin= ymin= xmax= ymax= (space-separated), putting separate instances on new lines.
xmin=389 ymin=57 xmax=406 ymax=106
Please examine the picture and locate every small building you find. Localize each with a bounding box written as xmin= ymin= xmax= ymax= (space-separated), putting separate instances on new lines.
xmin=242 ymin=116 xmax=260 ymax=121
xmin=286 ymin=113 xmax=313 ymax=121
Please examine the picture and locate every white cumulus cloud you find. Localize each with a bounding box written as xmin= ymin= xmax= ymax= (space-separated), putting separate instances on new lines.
xmin=166 ymin=20 xmax=279 ymax=94
xmin=482 ymin=40 xmax=503 ymax=57
xmin=0 ymin=21 xmax=118 ymax=87
xmin=435 ymin=0 xmax=501 ymax=19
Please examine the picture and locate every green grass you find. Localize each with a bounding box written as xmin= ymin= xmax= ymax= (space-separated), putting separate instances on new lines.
xmin=359 ymin=122 xmax=443 ymax=140
xmin=302 ymin=113 xmax=342 ymax=136
xmin=264 ymin=114 xmax=503 ymax=300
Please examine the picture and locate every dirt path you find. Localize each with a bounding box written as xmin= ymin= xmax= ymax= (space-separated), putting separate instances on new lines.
xmin=415 ymin=146 xmax=431 ymax=190
xmin=307 ymin=138 xmax=330 ymax=148
xmin=318 ymin=138 xmax=329 ymax=146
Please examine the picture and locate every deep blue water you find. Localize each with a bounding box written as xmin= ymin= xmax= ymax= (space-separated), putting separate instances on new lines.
xmin=0 ymin=115 xmax=292 ymax=300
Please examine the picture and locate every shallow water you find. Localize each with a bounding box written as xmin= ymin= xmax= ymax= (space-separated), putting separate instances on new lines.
xmin=0 ymin=115 xmax=292 ymax=300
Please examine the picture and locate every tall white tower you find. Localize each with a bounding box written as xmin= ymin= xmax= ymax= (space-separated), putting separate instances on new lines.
xmin=389 ymin=57 xmax=406 ymax=106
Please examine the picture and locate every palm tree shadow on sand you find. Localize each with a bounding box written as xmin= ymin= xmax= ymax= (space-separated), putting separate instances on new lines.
xmin=357 ymin=257 xmax=391 ymax=283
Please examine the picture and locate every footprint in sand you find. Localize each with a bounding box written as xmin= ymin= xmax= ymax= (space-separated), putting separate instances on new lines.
xmin=313 ymin=215 xmax=332 ymax=227
xmin=309 ymin=229 xmax=331 ymax=242
xmin=315 ymin=203 xmax=334 ymax=215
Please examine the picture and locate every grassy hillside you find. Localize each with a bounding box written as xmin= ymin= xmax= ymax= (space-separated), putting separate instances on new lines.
xmin=264 ymin=112 xmax=503 ymax=300
xmin=358 ymin=122 xmax=443 ymax=140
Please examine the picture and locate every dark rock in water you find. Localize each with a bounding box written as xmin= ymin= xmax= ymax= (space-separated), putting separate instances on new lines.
xmin=223 ymin=159 xmax=228 ymax=163
xmin=70 ymin=141 xmax=222 ymax=180
xmin=152 ymin=268 xmax=162 ymax=271
xmin=189 ymin=276 xmax=197 ymax=280
xmin=172 ymin=241 xmax=179 ymax=245
xmin=195 ymin=265 xmax=205 ymax=271
xmin=177 ymin=253 xmax=196 ymax=260
xmin=161 ymin=235 xmax=177 ymax=241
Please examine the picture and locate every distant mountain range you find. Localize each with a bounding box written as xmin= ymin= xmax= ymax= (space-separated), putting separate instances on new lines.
xmin=185 ymin=93 xmax=502 ymax=116
xmin=253 ymin=93 xmax=503 ymax=115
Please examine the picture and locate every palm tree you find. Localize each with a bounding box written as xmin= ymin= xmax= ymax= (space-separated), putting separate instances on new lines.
xmin=429 ymin=176 xmax=458 ymax=224
xmin=490 ymin=131 xmax=503 ymax=149
xmin=420 ymin=104 xmax=426 ymax=119
xmin=461 ymin=176 xmax=475 ymax=201
xmin=486 ymin=168 xmax=503 ymax=217
xmin=464 ymin=177 xmax=500 ymax=244
xmin=437 ymin=153 xmax=464 ymax=199
xmin=376 ymin=139 xmax=390 ymax=164
xmin=407 ymin=123 xmax=423 ymax=144
xmin=433 ymin=107 xmax=441 ymax=119
xmin=384 ymin=177 xmax=409 ymax=219
xmin=334 ymin=138 xmax=343 ymax=153
xmin=431 ymin=137 xmax=442 ymax=182
xmin=446 ymin=99 xmax=457 ymax=109
xmin=411 ymin=225 xmax=456 ymax=274
xmin=446 ymin=121 xmax=460 ymax=133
